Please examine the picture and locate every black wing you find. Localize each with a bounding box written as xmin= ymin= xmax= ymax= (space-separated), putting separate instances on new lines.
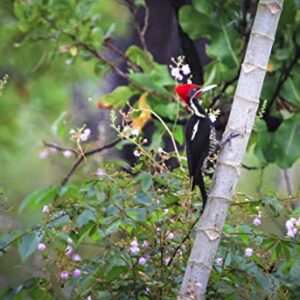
xmin=185 ymin=115 xmax=212 ymax=209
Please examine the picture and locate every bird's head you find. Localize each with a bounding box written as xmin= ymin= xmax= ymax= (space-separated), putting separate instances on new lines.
xmin=174 ymin=84 xmax=217 ymax=107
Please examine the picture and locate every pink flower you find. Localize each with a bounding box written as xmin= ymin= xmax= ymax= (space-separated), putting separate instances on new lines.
xmin=80 ymin=128 xmax=91 ymax=142
xmin=60 ymin=271 xmax=69 ymax=280
xmin=73 ymin=268 xmax=81 ymax=278
xmin=166 ymin=231 xmax=174 ymax=239
xmin=165 ymin=257 xmax=171 ymax=265
xmin=142 ymin=240 xmax=149 ymax=248
xmin=37 ymin=243 xmax=46 ymax=251
xmin=252 ymin=216 xmax=261 ymax=226
xmin=39 ymin=150 xmax=49 ymax=159
xmin=129 ymin=239 xmax=140 ymax=255
xmin=59 ymin=45 xmax=69 ymax=53
xmin=244 ymin=248 xmax=253 ymax=257
xmin=96 ymin=168 xmax=106 ymax=177
xmin=138 ymin=257 xmax=147 ymax=265
xmin=72 ymin=254 xmax=82 ymax=261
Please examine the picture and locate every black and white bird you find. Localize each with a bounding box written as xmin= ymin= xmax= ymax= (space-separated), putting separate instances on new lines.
xmin=175 ymin=83 xmax=218 ymax=213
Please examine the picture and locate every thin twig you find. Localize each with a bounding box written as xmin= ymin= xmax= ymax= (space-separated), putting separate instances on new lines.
xmin=43 ymin=141 xmax=77 ymax=155
xmin=131 ymin=106 xmax=183 ymax=167
xmin=167 ymin=216 xmax=200 ymax=267
xmin=125 ymin=0 xmax=149 ymax=51
xmin=60 ymin=139 xmax=121 ymax=186
xmin=265 ymin=46 xmax=300 ymax=114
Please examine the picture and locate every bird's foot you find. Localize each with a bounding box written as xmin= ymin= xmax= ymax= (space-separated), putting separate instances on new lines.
xmin=220 ymin=132 xmax=240 ymax=149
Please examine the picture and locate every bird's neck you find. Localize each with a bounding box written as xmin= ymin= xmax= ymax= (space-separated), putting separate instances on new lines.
xmin=189 ymin=98 xmax=206 ymax=118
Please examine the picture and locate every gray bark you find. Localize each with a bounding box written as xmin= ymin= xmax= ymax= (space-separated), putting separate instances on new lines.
xmin=178 ymin=1 xmax=284 ymax=298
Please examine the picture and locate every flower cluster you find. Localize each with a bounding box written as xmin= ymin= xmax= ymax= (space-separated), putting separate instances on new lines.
xmin=69 ymin=125 xmax=91 ymax=143
xmin=169 ymin=56 xmax=191 ymax=82
xmin=285 ymin=217 xmax=300 ymax=238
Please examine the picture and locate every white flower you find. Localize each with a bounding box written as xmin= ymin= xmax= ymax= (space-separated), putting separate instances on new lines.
xmin=158 ymin=147 xmax=164 ymax=154
xmin=130 ymin=128 xmax=139 ymax=137
xmin=215 ymin=257 xmax=223 ymax=266
xmin=133 ymin=150 xmax=141 ymax=157
xmin=42 ymin=205 xmax=50 ymax=214
xmin=65 ymin=245 xmax=74 ymax=256
xmin=244 ymin=248 xmax=253 ymax=257
xmin=209 ymin=114 xmax=217 ymax=123
xmin=63 ymin=150 xmax=73 ymax=158
xmin=182 ymin=64 xmax=191 ymax=75
xmin=69 ymin=129 xmax=75 ymax=135
xmin=171 ymin=67 xmax=183 ymax=81
xmin=171 ymin=67 xmax=181 ymax=78
xmin=80 ymin=128 xmax=91 ymax=142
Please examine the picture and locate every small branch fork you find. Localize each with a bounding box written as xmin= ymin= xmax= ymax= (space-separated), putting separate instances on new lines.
xmin=123 ymin=0 xmax=149 ymax=51
xmin=43 ymin=139 xmax=121 ymax=187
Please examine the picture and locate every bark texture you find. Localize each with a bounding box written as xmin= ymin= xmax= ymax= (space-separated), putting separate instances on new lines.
xmin=178 ymin=1 xmax=284 ymax=298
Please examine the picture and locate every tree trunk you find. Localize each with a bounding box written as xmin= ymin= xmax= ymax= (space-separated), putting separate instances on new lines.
xmin=178 ymin=0 xmax=284 ymax=298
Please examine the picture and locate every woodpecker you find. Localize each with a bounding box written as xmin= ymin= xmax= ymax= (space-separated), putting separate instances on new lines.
xmin=175 ymin=83 xmax=218 ymax=213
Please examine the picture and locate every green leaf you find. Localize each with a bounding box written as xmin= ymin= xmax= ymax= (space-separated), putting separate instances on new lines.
xmin=126 ymin=45 xmax=154 ymax=72
xmin=179 ymin=6 xmax=211 ymax=40
xmin=173 ymin=125 xmax=184 ymax=145
xmin=19 ymin=187 xmax=57 ymax=213
xmin=134 ymin=0 xmax=146 ymax=7
xmin=18 ymin=231 xmax=42 ymax=261
xmin=192 ymin=0 xmax=214 ymax=15
xmin=0 ymin=230 xmax=22 ymax=253
xmin=274 ymin=114 xmax=300 ymax=169
xmin=129 ymin=64 xmax=174 ymax=95
xmin=76 ymin=210 xmax=96 ymax=227
xmin=281 ymin=72 xmax=300 ymax=107
xmin=100 ymin=86 xmax=135 ymax=108
xmin=262 ymin=196 xmax=283 ymax=217
xmin=137 ymin=172 xmax=153 ymax=191
xmin=206 ymin=24 xmax=239 ymax=67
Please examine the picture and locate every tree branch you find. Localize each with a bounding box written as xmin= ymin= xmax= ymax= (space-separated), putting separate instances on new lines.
xmin=265 ymin=42 xmax=300 ymax=114
xmin=178 ymin=1 xmax=284 ymax=298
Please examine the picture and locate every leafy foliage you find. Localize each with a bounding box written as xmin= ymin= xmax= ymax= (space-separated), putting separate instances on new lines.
xmin=1 ymin=0 xmax=300 ymax=299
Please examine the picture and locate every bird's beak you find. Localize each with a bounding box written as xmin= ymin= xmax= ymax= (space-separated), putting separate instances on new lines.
xmin=200 ymin=84 xmax=217 ymax=93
